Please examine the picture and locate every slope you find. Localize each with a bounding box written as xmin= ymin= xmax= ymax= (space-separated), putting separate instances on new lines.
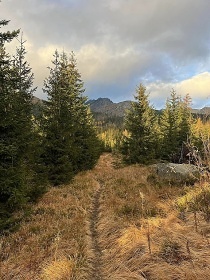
xmin=1 ymin=154 xmax=210 ymax=279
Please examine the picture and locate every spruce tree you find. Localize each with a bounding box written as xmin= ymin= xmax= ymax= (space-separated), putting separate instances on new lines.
xmin=43 ymin=50 xmax=100 ymax=185
xmin=11 ymin=36 xmax=47 ymax=202
xmin=178 ymin=94 xmax=192 ymax=143
xmin=0 ymin=30 xmax=41 ymax=210
xmin=121 ymin=84 xmax=158 ymax=164
xmin=0 ymin=20 xmax=19 ymax=44
xmin=160 ymin=90 xmax=192 ymax=162
xmin=160 ymin=89 xmax=180 ymax=160
xmin=178 ymin=93 xmax=195 ymax=163
xmin=0 ymin=19 xmax=20 ymax=208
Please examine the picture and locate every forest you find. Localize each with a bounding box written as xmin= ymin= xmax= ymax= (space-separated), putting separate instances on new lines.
xmin=1 ymin=18 xmax=210 ymax=231
xmin=0 ymin=20 xmax=101 ymax=230
xmin=3 ymin=14 xmax=210 ymax=280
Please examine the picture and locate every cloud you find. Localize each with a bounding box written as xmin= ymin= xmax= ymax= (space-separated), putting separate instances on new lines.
xmin=1 ymin=0 xmax=210 ymax=106
xmin=147 ymin=72 xmax=210 ymax=109
xmin=77 ymin=44 xmax=150 ymax=84
xmin=177 ymin=72 xmax=210 ymax=107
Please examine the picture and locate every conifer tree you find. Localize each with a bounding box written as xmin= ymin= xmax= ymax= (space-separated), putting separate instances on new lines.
xmin=178 ymin=94 xmax=192 ymax=144
xmin=160 ymin=90 xmax=192 ymax=162
xmin=43 ymin=50 xmax=100 ymax=185
xmin=0 ymin=20 xmax=19 ymax=123
xmin=11 ymin=35 xmax=35 ymax=149
xmin=0 ymin=29 xmax=41 ymax=209
xmin=121 ymin=84 xmax=159 ymax=164
xmin=0 ymin=19 xmax=20 ymax=208
xmin=11 ymin=36 xmax=47 ymax=202
xmin=0 ymin=20 xmax=19 ymax=44
xmin=160 ymin=89 xmax=180 ymax=160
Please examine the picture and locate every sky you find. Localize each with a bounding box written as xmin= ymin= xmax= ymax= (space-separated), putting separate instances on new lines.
xmin=1 ymin=0 xmax=210 ymax=109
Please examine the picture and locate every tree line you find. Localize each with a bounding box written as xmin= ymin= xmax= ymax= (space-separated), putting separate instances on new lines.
xmin=95 ymin=84 xmax=197 ymax=162
xmin=0 ymin=19 xmax=101 ymax=226
xmin=121 ymin=84 xmax=205 ymax=165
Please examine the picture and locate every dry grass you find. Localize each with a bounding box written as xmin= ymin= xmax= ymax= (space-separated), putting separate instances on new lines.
xmin=93 ymin=154 xmax=210 ymax=279
xmin=1 ymin=153 xmax=210 ymax=279
xmin=41 ymin=258 xmax=75 ymax=280
xmin=0 ymin=171 xmax=98 ymax=279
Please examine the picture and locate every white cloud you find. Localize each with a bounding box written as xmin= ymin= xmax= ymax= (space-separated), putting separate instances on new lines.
xmin=36 ymin=45 xmax=63 ymax=63
xmin=147 ymin=72 xmax=210 ymax=108
xmin=76 ymin=44 xmax=111 ymax=81
xmin=77 ymin=44 xmax=143 ymax=83
xmin=177 ymin=72 xmax=210 ymax=99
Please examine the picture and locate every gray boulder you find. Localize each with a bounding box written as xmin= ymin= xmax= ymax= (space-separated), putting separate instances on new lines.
xmin=156 ymin=163 xmax=200 ymax=184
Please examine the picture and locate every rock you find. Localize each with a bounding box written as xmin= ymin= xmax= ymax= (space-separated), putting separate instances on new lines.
xmin=156 ymin=163 xmax=200 ymax=185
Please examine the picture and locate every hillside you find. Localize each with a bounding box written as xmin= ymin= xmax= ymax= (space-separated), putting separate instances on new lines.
xmin=32 ymin=96 xmax=210 ymax=119
xmin=87 ymin=98 xmax=132 ymax=117
xmin=1 ymin=153 xmax=210 ymax=279
xmin=191 ymin=107 xmax=210 ymax=115
xmin=32 ymin=96 xmax=131 ymax=118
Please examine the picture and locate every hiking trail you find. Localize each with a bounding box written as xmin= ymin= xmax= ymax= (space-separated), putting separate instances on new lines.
xmin=88 ymin=180 xmax=103 ymax=280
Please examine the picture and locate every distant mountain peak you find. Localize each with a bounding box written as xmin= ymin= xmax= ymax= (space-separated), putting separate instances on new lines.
xmin=88 ymin=97 xmax=131 ymax=117
xmin=87 ymin=97 xmax=113 ymax=106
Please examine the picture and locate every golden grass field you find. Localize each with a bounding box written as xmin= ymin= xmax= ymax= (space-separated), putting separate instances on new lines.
xmin=1 ymin=153 xmax=210 ymax=279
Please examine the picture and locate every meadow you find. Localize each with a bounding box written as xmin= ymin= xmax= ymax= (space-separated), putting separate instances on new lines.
xmin=1 ymin=153 xmax=210 ymax=279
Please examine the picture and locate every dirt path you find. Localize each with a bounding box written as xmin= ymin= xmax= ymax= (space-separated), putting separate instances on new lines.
xmin=88 ymin=180 xmax=103 ymax=280
xmin=87 ymin=154 xmax=115 ymax=279
xmin=86 ymin=154 xmax=148 ymax=280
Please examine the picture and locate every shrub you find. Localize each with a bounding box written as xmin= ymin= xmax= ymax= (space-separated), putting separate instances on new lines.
xmin=177 ymin=185 xmax=210 ymax=221
xmin=159 ymin=238 xmax=182 ymax=263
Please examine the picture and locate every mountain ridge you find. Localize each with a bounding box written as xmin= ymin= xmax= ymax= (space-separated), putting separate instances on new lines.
xmin=86 ymin=97 xmax=132 ymax=117
xmin=32 ymin=96 xmax=210 ymax=117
